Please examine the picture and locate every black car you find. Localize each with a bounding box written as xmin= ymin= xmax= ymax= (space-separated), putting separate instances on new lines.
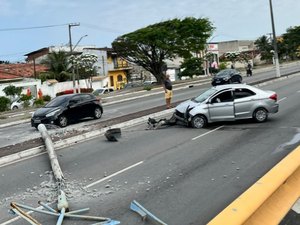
xmin=31 ymin=93 xmax=103 ymax=128
xmin=211 ymin=69 xmax=242 ymax=86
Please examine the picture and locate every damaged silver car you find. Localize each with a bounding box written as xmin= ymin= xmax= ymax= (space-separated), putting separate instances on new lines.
xmin=174 ymin=84 xmax=279 ymax=128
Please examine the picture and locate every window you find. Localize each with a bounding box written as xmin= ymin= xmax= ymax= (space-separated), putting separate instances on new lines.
xmin=117 ymin=75 xmax=123 ymax=82
xmin=234 ymin=88 xmax=255 ymax=99
xmin=81 ymin=94 xmax=93 ymax=101
xmin=70 ymin=96 xmax=81 ymax=104
xmin=212 ymin=91 xmax=233 ymax=103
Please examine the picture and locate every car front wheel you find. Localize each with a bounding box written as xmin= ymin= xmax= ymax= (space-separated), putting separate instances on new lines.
xmin=253 ymin=108 xmax=268 ymax=122
xmin=12 ymin=106 xmax=18 ymax=110
xmin=191 ymin=115 xmax=207 ymax=128
xmin=94 ymin=107 xmax=102 ymax=119
xmin=57 ymin=115 xmax=68 ymax=127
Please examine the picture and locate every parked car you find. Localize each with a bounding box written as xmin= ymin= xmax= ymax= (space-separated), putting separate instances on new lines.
xmin=143 ymin=81 xmax=157 ymax=86
xmin=123 ymin=82 xmax=143 ymax=89
xmin=11 ymin=97 xmax=35 ymax=110
xmin=92 ymin=87 xmax=114 ymax=96
xmin=211 ymin=69 xmax=242 ymax=86
xmin=174 ymin=84 xmax=279 ymax=128
xmin=31 ymin=93 xmax=103 ymax=128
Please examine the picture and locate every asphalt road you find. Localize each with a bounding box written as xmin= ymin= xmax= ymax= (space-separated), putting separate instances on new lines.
xmin=1 ymin=62 xmax=300 ymax=150
xmin=1 ymin=73 xmax=300 ymax=224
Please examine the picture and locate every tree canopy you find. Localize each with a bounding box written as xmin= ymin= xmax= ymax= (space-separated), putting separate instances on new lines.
xmin=282 ymin=26 xmax=300 ymax=60
xmin=112 ymin=17 xmax=214 ymax=83
xmin=40 ymin=51 xmax=71 ymax=82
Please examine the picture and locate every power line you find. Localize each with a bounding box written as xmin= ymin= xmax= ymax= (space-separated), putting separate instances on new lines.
xmin=0 ymin=23 xmax=70 ymax=32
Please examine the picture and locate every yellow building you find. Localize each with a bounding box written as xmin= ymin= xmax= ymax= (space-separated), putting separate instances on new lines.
xmin=107 ymin=50 xmax=132 ymax=90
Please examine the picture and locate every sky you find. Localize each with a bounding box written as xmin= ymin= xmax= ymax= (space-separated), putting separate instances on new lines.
xmin=0 ymin=0 xmax=299 ymax=62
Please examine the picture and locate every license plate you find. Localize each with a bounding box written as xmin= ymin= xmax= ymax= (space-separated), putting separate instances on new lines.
xmin=216 ymin=80 xmax=220 ymax=83
xmin=34 ymin=119 xmax=41 ymax=123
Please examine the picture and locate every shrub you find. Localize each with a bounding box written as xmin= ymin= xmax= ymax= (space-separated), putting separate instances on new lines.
xmin=219 ymin=62 xmax=228 ymax=70
xmin=43 ymin=95 xmax=51 ymax=102
xmin=0 ymin=96 xmax=10 ymax=112
xmin=143 ymin=85 xmax=152 ymax=91
xmin=20 ymin=94 xmax=32 ymax=108
xmin=80 ymin=88 xmax=93 ymax=93
xmin=34 ymin=99 xmax=45 ymax=107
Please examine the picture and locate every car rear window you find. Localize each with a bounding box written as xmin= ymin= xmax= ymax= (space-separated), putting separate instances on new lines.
xmin=81 ymin=94 xmax=94 ymax=101
xmin=234 ymin=88 xmax=256 ymax=99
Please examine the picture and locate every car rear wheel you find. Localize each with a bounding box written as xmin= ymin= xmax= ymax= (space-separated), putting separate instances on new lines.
xmin=57 ymin=115 xmax=68 ymax=127
xmin=94 ymin=107 xmax=102 ymax=119
xmin=191 ymin=115 xmax=207 ymax=129
xmin=12 ymin=106 xmax=18 ymax=110
xmin=253 ymin=108 xmax=268 ymax=123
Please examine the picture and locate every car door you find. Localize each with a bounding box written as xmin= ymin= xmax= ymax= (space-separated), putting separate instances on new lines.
xmin=208 ymin=90 xmax=234 ymax=121
xmin=80 ymin=94 xmax=94 ymax=118
xmin=68 ymin=95 xmax=83 ymax=121
xmin=233 ymin=88 xmax=256 ymax=119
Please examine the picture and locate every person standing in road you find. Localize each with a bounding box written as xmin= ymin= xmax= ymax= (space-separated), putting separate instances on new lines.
xmin=163 ymin=74 xmax=173 ymax=109
xmin=246 ymin=62 xmax=252 ymax=76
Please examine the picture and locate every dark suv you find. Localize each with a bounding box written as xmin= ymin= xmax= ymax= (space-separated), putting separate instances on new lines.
xmin=31 ymin=93 xmax=103 ymax=128
xmin=211 ymin=69 xmax=242 ymax=86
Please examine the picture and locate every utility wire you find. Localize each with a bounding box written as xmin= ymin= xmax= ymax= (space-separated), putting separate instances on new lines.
xmin=0 ymin=23 xmax=70 ymax=32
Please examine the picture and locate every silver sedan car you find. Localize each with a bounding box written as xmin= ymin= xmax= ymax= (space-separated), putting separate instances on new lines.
xmin=174 ymin=84 xmax=279 ymax=128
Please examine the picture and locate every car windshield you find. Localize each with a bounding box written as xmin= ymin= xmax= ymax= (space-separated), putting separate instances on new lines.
xmin=45 ymin=95 xmax=69 ymax=107
xmin=193 ymin=88 xmax=217 ymax=103
xmin=93 ymin=89 xmax=104 ymax=95
xmin=215 ymin=69 xmax=235 ymax=78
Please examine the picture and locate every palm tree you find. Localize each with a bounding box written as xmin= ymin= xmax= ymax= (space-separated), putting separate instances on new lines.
xmin=254 ymin=35 xmax=273 ymax=63
xmin=40 ymin=51 xmax=72 ymax=82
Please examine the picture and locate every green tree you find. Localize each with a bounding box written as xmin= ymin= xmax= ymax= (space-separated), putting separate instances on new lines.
xmin=282 ymin=26 xmax=300 ymax=60
xmin=69 ymin=53 xmax=98 ymax=89
xmin=3 ymin=85 xmax=22 ymax=101
xmin=112 ymin=17 xmax=214 ymax=83
xmin=0 ymin=96 xmax=10 ymax=112
xmin=179 ymin=57 xmax=204 ymax=78
xmin=254 ymin=35 xmax=273 ymax=62
xmin=40 ymin=51 xmax=71 ymax=82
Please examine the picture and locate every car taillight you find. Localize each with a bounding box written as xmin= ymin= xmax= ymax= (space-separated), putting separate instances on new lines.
xmin=269 ymin=93 xmax=277 ymax=101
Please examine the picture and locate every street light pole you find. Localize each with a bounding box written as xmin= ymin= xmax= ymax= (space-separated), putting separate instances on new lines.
xmin=72 ymin=34 xmax=88 ymax=52
xmin=269 ymin=0 xmax=280 ymax=77
xmin=68 ymin=23 xmax=80 ymax=92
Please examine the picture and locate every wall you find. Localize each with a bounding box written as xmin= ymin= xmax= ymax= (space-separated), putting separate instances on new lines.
xmin=40 ymin=77 xmax=109 ymax=98
xmin=0 ymin=79 xmax=41 ymax=99
xmin=0 ymin=77 xmax=110 ymax=99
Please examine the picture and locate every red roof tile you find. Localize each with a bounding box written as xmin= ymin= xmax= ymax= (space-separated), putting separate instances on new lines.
xmin=0 ymin=63 xmax=48 ymax=80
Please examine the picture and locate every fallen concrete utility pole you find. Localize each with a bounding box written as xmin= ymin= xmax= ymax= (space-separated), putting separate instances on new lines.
xmin=38 ymin=124 xmax=64 ymax=182
xmin=9 ymin=124 xmax=120 ymax=225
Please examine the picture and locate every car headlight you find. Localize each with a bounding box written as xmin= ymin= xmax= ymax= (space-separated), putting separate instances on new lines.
xmin=46 ymin=109 xmax=61 ymax=117
xmin=31 ymin=112 xmax=35 ymax=118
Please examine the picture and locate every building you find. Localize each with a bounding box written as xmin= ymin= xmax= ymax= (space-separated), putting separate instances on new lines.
xmin=25 ymin=46 xmax=132 ymax=90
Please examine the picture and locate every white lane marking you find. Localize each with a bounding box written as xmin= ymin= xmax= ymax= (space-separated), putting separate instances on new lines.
xmin=85 ymin=161 xmax=144 ymax=188
xmin=192 ymin=126 xmax=224 ymax=141
xmin=277 ymin=97 xmax=287 ymax=103
xmin=0 ymin=161 xmax=144 ymax=224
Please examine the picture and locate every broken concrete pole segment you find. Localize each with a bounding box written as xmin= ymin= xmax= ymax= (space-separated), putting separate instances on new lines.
xmin=38 ymin=124 xmax=64 ymax=182
xmin=105 ymin=128 xmax=121 ymax=142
